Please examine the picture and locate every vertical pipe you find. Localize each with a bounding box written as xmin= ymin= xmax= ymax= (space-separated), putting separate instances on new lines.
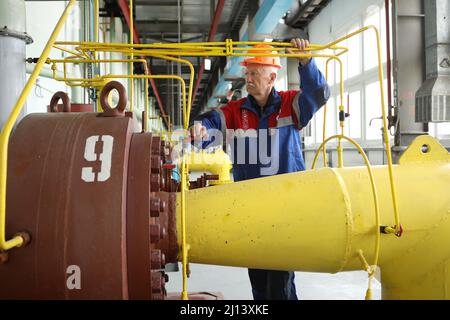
xmin=177 ymin=0 xmax=182 ymax=128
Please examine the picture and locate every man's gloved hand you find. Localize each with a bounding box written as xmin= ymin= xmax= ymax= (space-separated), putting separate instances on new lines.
xmin=286 ymin=38 xmax=311 ymax=66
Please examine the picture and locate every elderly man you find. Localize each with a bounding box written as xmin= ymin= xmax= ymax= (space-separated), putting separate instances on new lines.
xmin=189 ymin=38 xmax=330 ymax=300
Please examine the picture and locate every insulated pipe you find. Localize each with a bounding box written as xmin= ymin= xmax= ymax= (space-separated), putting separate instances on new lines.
xmin=177 ymin=136 xmax=450 ymax=299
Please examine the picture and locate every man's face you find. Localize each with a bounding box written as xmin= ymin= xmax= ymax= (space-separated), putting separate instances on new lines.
xmin=244 ymin=64 xmax=274 ymax=97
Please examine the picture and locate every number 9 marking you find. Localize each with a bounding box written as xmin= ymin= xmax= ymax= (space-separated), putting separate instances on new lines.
xmin=81 ymin=135 xmax=114 ymax=183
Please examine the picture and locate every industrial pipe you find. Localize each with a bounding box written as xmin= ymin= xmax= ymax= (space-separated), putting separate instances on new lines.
xmin=178 ymin=135 xmax=450 ymax=299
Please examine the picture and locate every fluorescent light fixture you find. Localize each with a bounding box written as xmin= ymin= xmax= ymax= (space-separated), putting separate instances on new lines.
xmin=204 ymin=58 xmax=211 ymax=70
xmin=264 ymin=38 xmax=273 ymax=42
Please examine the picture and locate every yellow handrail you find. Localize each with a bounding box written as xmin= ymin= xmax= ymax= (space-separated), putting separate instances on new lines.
xmin=0 ymin=0 xmax=77 ymax=252
xmin=53 ymin=45 xmax=86 ymax=59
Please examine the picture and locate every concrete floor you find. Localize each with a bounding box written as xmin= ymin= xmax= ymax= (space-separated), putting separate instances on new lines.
xmin=165 ymin=264 xmax=382 ymax=300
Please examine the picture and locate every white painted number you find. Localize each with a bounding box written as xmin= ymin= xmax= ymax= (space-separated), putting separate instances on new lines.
xmin=66 ymin=265 xmax=81 ymax=290
xmin=81 ymin=135 xmax=114 ymax=183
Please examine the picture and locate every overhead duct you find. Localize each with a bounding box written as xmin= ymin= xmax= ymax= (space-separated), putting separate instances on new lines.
xmin=415 ymin=0 xmax=450 ymax=123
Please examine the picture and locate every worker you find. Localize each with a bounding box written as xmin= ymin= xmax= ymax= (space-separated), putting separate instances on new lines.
xmin=188 ymin=38 xmax=330 ymax=300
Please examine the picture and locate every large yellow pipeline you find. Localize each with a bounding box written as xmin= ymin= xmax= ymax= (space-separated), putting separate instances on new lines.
xmin=176 ymin=136 xmax=450 ymax=299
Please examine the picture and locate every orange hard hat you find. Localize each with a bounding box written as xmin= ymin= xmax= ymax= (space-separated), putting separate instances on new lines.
xmin=240 ymin=44 xmax=282 ymax=69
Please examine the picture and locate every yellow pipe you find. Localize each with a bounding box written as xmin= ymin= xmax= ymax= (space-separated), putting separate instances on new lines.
xmin=151 ymin=55 xmax=195 ymax=128
xmin=0 ymin=0 xmax=77 ymax=251
xmin=312 ymin=135 xmax=381 ymax=298
xmin=49 ymin=59 xmax=151 ymax=93
xmin=322 ymin=43 xmax=347 ymax=168
xmin=50 ymin=58 xmax=150 ymax=63
xmin=53 ymin=45 xmax=86 ymax=59
xmin=57 ymin=41 xmax=347 ymax=55
xmin=186 ymin=149 xmax=233 ymax=185
xmin=180 ymin=158 xmax=189 ymax=300
xmin=68 ymin=43 xmax=348 ymax=57
xmin=177 ymin=135 xmax=450 ymax=299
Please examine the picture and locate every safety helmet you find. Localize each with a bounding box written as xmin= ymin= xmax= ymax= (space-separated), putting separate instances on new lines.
xmin=240 ymin=44 xmax=282 ymax=69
